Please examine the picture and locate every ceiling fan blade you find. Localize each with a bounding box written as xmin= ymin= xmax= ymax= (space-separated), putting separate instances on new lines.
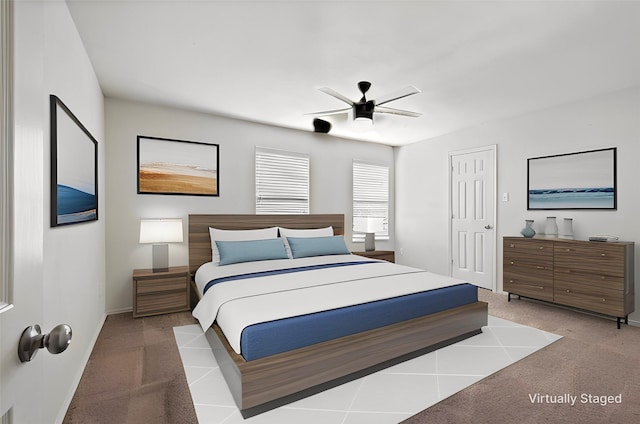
xmin=374 ymin=106 xmax=422 ymax=117
xmin=305 ymin=107 xmax=351 ymax=116
xmin=318 ymin=87 xmax=355 ymax=106
xmin=374 ymin=85 xmax=421 ymax=106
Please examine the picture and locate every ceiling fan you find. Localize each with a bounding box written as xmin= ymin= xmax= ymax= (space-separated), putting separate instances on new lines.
xmin=310 ymin=81 xmax=421 ymax=122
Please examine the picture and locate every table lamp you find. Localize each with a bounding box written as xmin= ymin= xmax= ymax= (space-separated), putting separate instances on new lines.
xmin=139 ymin=218 xmax=183 ymax=272
xmin=353 ymin=217 xmax=384 ymax=251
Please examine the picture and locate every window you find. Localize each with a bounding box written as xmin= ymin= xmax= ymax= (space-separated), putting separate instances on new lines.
xmin=352 ymin=161 xmax=389 ymax=242
xmin=255 ymin=147 xmax=309 ymax=214
xmin=0 ymin=0 xmax=13 ymax=312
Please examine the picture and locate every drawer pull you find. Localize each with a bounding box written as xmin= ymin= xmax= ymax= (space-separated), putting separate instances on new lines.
xmin=566 ymin=289 xmax=571 ymax=293
xmin=601 ymin=253 xmax=606 ymax=257
xmin=539 ymin=247 xmax=544 ymax=250
xmin=509 ymin=279 xmax=514 ymax=283
xmin=510 ymin=261 xmax=514 ymax=265
xmin=510 ymin=244 xmax=515 ymax=248
xmin=566 ymin=248 xmax=571 ymax=252
xmin=602 ymin=298 xmax=606 ymax=302
xmin=536 ymin=266 xmax=545 ymax=269
xmin=601 ymin=276 xmax=605 ymax=280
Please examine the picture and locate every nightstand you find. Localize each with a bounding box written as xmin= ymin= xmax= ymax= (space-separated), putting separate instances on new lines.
xmin=353 ymin=250 xmax=395 ymax=263
xmin=132 ymin=266 xmax=190 ymax=318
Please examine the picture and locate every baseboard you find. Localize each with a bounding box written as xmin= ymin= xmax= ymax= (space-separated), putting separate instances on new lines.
xmin=106 ymin=306 xmax=133 ymax=315
xmin=55 ymin=313 xmax=107 ymax=424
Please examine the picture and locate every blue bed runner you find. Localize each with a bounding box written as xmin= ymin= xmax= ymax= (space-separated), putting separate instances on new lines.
xmin=240 ymin=282 xmax=478 ymax=361
xmin=203 ymin=260 xmax=375 ymax=295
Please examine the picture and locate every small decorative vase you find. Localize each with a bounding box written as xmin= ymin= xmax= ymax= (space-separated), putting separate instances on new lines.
xmin=520 ymin=220 xmax=536 ymax=238
xmin=560 ymin=218 xmax=574 ymax=238
xmin=545 ymin=216 xmax=558 ymax=237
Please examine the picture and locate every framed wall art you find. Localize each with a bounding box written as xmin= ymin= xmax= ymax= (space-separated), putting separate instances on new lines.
xmin=527 ymin=147 xmax=616 ymax=210
xmin=137 ymin=136 xmax=219 ymax=196
xmin=50 ymin=95 xmax=99 ymax=227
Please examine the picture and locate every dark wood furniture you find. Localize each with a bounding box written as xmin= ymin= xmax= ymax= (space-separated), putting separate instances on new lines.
xmin=503 ymin=237 xmax=634 ymax=328
xmin=189 ymin=214 xmax=488 ymax=416
xmin=132 ymin=266 xmax=190 ymax=318
xmin=354 ymin=250 xmax=395 ymax=263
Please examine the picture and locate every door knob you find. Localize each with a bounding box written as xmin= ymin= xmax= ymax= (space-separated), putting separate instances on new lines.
xmin=484 ymin=225 xmax=493 ymax=229
xmin=18 ymin=324 xmax=72 ymax=363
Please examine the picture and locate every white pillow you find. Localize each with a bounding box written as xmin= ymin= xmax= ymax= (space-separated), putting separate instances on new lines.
xmin=278 ymin=226 xmax=334 ymax=258
xmin=209 ymin=227 xmax=279 ymax=265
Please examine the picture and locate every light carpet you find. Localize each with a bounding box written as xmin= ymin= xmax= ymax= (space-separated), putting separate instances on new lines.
xmin=173 ymin=316 xmax=561 ymax=424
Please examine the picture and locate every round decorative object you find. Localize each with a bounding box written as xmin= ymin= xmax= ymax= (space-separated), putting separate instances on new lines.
xmin=521 ymin=220 xmax=536 ymax=238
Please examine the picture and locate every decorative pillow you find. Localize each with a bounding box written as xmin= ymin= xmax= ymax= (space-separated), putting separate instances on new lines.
xmin=278 ymin=226 xmax=334 ymax=258
xmin=209 ymin=227 xmax=279 ymax=265
xmin=216 ymin=238 xmax=288 ymax=266
xmin=286 ymin=235 xmax=350 ymax=259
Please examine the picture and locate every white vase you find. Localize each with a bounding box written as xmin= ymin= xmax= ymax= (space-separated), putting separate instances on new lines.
xmin=560 ymin=218 xmax=574 ymax=238
xmin=545 ymin=217 xmax=558 ymax=237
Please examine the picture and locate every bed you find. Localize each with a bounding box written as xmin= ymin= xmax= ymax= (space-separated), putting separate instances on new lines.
xmin=189 ymin=214 xmax=488 ymax=417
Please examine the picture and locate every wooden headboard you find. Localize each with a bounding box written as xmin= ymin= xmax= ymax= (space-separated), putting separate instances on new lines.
xmin=188 ymin=214 xmax=345 ymax=276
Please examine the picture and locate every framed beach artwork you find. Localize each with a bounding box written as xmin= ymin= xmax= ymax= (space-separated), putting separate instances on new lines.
xmin=50 ymin=95 xmax=99 ymax=227
xmin=527 ymin=147 xmax=616 ymax=210
xmin=137 ymin=136 xmax=219 ymax=196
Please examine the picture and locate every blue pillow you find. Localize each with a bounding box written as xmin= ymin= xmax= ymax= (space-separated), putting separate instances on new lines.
xmin=286 ymin=236 xmax=350 ymax=259
xmin=215 ymin=238 xmax=288 ymax=265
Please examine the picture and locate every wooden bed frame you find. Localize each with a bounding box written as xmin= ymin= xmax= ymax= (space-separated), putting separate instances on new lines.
xmin=188 ymin=214 xmax=488 ymax=417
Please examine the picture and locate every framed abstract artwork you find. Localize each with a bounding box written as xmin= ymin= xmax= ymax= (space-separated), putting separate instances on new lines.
xmin=527 ymin=147 xmax=616 ymax=210
xmin=137 ymin=136 xmax=219 ymax=196
xmin=50 ymin=95 xmax=99 ymax=227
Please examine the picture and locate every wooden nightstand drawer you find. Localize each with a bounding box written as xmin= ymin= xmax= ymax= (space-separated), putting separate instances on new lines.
xmin=137 ymin=277 xmax=187 ymax=294
xmin=133 ymin=266 xmax=190 ymax=318
xmin=136 ymin=291 xmax=188 ymax=316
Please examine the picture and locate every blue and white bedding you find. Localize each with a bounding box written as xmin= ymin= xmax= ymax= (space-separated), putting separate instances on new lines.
xmin=192 ymin=254 xmax=472 ymax=356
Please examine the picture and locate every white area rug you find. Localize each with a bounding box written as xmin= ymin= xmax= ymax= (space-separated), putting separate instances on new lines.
xmin=174 ymin=316 xmax=561 ymax=424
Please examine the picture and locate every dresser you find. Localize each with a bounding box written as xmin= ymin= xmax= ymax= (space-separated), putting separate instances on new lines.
xmin=503 ymin=237 xmax=634 ymax=328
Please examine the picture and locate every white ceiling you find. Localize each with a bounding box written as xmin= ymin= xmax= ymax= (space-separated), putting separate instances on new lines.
xmin=66 ymin=0 xmax=640 ymax=146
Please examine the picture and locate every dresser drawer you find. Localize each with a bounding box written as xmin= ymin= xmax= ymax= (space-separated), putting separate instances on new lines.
xmin=504 ymin=253 xmax=553 ymax=274
xmin=554 ymin=242 xmax=626 ymax=277
xmin=503 ymin=272 xmax=553 ymax=302
xmin=554 ymin=267 xmax=624 ymax=291
xmin=554 ymin=280 xmax=624 ymax=316
xmin=504 ymin=238 xmax=554 ymax=257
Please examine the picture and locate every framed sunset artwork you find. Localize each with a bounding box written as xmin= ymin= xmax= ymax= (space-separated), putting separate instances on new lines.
xmin=137 ymin=136 xmax=219 ymax=196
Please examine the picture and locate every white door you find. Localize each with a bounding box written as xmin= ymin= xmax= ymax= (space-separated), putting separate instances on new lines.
xmin=450 ymin=146 xmax=496 ymax=291
xmin=1 ymin=1 xmax=46 ymax=421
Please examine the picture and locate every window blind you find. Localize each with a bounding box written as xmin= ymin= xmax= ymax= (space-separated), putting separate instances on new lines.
xmin=353 ymin=161 xmax=389 ymax=241
xmin=255 ymin=147 xmax=309 ymax=214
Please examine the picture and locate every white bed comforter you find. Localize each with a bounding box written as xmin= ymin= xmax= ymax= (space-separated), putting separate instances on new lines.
xmin=192 ymin=254 xmax=469 ymax=354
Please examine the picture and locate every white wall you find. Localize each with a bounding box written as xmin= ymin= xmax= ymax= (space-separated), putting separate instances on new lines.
xmin=104 ymin=98 xmax=394 ymax=313
xmin=0 ymin=1 xmax=105 ymax=423
xmin=395 ymin=86 xmax=640 ymax=324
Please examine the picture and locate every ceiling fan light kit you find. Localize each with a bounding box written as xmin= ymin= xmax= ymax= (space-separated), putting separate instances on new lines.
xmin=310 ymin=81 xmax=421 ymax=132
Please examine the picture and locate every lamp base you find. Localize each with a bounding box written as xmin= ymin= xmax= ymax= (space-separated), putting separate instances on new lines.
xmin=152 ymin=244 xmax=169 ymax=273
xmin=364 ymin=233 xmax=375 ymax=251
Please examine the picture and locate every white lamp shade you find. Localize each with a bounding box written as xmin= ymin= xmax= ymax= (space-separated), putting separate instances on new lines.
xmin=353 ymin=217 xmax=384 ymax=233
xmin=139 ymin=219 xmax=184 ymax=243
